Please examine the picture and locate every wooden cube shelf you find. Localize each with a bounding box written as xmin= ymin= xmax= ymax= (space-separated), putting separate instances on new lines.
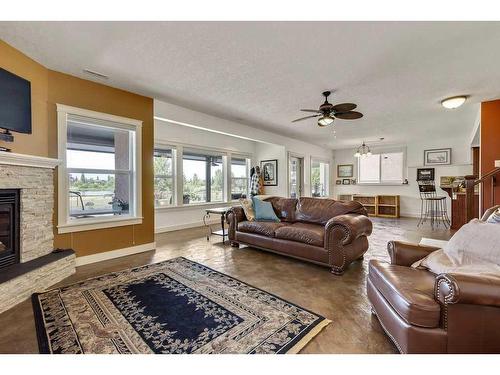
xmin=377 ymin=195 xmax=400 ymax=218
xmin=352 ymin=195 xmax=378 ymax=217
xmin=351 ymin=194 xmax=400 ymax=218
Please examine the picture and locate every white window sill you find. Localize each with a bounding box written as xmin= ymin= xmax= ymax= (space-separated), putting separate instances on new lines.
xmin=356 ymin=182 xmax=407 ymax=186
xmin=155 ymin=201 xmax=238 ymax=211
xmin=57 ymin=216 xmax=143 ymax=234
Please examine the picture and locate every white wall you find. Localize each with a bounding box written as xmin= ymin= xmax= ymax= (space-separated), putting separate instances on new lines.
xmin=154 ymin=100 xmax=334 ymax=232
xmin=333 ymin=135 xmax=473 ymax=217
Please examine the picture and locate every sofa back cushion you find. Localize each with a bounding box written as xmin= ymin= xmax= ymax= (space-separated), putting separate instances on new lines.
xmin=296 ymin=197 xmax=367 ymax=225
xmin=264 ymin=197 xmax=298 ymax=222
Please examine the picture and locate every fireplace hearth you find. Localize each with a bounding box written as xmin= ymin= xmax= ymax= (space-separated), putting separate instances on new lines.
xmin=0 ymin=189 xmax=20 ymax=269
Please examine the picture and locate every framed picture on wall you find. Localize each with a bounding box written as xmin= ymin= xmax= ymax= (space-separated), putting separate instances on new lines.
xmin=424 ymin=148 xmax=451 ymax=166
xmin=337 ymin=164 xmax=353 ymax=178
xmin=260 ymin=159 xmax=278 ymax=186
xmin=336 ymin=180 xmax=342 ymax=185
xmin=342 ymin=179 xmax=351 ymax=185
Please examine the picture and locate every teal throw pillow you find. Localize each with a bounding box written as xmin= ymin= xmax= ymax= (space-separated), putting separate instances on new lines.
xmin=252 ymin=197 xmax=280 ymax=222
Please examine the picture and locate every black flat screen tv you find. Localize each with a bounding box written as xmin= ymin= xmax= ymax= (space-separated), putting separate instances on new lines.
xmin=0 ymin=67 xmax=32 ymax=134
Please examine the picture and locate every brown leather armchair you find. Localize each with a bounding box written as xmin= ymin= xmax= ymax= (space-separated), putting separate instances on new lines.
xmin=227 ymin=197 xmax=372 ymax=275
xmin=368 ymin=213 xmax=500 ymax=353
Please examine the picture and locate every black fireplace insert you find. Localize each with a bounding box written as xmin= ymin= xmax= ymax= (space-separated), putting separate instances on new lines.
xmin=0 ymin=189 xmax=20 ymax=269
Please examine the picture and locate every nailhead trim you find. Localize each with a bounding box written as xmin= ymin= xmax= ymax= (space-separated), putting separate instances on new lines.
xmin=326 ymin=224 xmax=349 ymax=274
xmin=435 ymin=276 xmax=455 ymax=330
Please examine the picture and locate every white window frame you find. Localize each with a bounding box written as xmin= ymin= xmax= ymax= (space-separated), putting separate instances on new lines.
xmin=154 ymin=145 xmax=176 ymax=208
xmin=229 ymin=154 xmax=251 ymax=201
xmin=153 ymin=139 xmax=253 ymax=210
xmin=357 ymin=147 xmax=406 ymax=185
xmin=310 ymin=156 xmax=330 ymax=197
xmin=181 ymin=148 xmax=226 ymax=205
xmin=57 ymin=104 xmax=143 ymax=234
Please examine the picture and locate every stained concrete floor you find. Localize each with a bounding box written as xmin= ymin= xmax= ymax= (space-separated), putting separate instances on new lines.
xmin=0 ymin=217 xmax=453 ymax=354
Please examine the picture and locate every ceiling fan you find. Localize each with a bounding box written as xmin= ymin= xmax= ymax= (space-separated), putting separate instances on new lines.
xmin=292 ymin=91 xmax=363 ymax=126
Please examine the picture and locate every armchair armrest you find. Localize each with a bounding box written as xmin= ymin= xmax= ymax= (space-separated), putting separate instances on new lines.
xmin=325 ymin=214 xmax=372 ymax=245
xmin=435 ymin=273 xmax=500 ymax=307
xmin=387 ymin=241 xmax=439 ymax=267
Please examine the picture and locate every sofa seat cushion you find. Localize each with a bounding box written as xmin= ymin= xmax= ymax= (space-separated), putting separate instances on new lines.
xmin=368 ymin=260 xmax=441 ymax=328
xmin=238 ymin=221 xmax=286 ymax=238
xmin=275 ymin=222 xmax=325 ymax=247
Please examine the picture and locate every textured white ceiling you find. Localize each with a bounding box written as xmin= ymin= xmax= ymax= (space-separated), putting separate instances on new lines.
xmin=1 ymin=21 xmax=498 ymax=149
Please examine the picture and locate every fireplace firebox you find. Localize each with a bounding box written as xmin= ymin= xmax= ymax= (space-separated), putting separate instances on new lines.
xmin=0 ymin=189 xmax=20 ymax=269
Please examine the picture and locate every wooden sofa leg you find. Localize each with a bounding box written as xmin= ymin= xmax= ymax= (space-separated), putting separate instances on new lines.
xmin=230 ymin=241 xmax=240 ymax=248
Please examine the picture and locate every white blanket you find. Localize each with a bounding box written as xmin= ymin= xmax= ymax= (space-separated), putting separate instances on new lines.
xmin=412 ymin=219 xmax=500 ymax=279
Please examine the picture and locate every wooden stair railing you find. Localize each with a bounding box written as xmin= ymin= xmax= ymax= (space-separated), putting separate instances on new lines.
xmin=465 ymin=167 xmax=500 ymax=222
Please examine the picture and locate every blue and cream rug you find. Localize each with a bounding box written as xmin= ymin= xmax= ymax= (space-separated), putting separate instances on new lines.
xmin=32 ymin=257 xmax=330 ymax=354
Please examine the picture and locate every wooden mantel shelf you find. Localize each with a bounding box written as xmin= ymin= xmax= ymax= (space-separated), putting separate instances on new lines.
xmin=0 ymin=152 xmax=61 ymax=169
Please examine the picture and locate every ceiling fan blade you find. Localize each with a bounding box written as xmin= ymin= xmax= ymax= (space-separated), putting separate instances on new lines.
xmin=334 ymin=111 xmax=363 ymax=120
xmin=291 ymin=114 xmax=321 ymax=123
xmin=300 ymin=109 xmax=322 ymax=113
xmin=332 ymin=103 xmax=357 ymax=112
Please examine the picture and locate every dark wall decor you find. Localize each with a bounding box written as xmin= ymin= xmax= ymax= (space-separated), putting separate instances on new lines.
xmin=260 ymin=159 xmax=278 ymax=186
xmin=417 ymin=168 xmax=435 ymax=181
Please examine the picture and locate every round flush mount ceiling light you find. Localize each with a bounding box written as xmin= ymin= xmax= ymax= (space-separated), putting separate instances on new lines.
xmin=441 ymin=96 xmax=467 ymax=109
xmin=317 ymin=115 xmax=334 ymax=127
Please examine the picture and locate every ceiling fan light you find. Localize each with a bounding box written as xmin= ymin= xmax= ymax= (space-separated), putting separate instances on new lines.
xmin=441 ymin=96 xmax=467 ymax=109
xmin=354 ymin=152 xmax=361 ymax=158
xmin=367 ymin=151 xmax=372 ymax=156
xmin=318 ymin=115 xmax=334 ymax=127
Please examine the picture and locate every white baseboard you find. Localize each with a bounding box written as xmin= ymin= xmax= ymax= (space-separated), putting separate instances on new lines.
xmin=155 ymin=219 xmax=219 ymax=234
xmin=75 ymin=242 xmax=156 ymax=267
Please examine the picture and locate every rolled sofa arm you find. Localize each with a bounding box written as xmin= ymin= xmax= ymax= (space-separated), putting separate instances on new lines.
xmin=227 ymin=206 xmax=246 ymax=241
xmin=435 ymin=273 xmax=500 ymax=307
xmin=325 ymin=214 xmax=372 ymax=275
xmin=387 ymin=241 xmax=439 ymax=267
xmin=325 ymin=214 xmax=372 ymax=245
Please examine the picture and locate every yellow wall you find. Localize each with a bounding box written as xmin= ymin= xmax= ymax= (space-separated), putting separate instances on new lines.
xmin=0 ymin=40 xmax=154 ymax=257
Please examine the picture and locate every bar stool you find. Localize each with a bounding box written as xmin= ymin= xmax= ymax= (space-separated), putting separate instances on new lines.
xmin=417 ymin=181 xmax=450 ymax=229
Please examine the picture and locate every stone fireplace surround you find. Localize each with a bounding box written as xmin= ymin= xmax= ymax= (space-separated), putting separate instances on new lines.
xmin=0 ymin=152 xmax=76 ymax=314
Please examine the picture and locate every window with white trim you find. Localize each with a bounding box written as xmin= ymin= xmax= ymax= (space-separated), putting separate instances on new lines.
xmin=57 ymin=105 xmax=142 ymax=233
xmin=358 ymin=151 xmax=404 ymax=184
xmin=230 ymin=157 xmax=250 ymax=200
xmin=182 ymin=151 xmax=224 ymax=204
xmin=154 ymin=147 xmax=175 ymax=207
xmin=311 ymin=159 xmax=330 ymax=197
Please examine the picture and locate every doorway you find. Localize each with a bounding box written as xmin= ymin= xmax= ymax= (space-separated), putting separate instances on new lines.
xmin=289 ymin=155 xmax=304 ymax=198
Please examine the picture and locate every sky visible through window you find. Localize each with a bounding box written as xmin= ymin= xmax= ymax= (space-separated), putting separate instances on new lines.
xmin=67 ymin=149 xmax=115 ymax=170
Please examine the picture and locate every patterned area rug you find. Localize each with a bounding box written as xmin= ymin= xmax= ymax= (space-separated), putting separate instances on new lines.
xmin=32 ymin=257 xmax=330 ymax=354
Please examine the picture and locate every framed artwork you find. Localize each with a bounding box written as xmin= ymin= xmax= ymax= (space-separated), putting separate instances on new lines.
xmin=342 ymin=179 xmax=351 ymax=185
xmin=260 ymin=159 xmax=278 ymax=186
xmin=417 ymin=168 xmax=435 ymax=181
xmin=424 ymin=148 xmax=451 ymax=166
xmin=351 ymin=179 xmax=356 ymax=185
xmin=336 ymin=180 xmax=342 ymax=185
xmin=337 ymin=164 xmax=353 ymax=178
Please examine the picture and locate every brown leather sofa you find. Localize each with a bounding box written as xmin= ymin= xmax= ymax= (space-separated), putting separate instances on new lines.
xmin=368 ymin=205 xmax=500 ymax=353
xmin=227 ymin=197 xmax=372 ymax=275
